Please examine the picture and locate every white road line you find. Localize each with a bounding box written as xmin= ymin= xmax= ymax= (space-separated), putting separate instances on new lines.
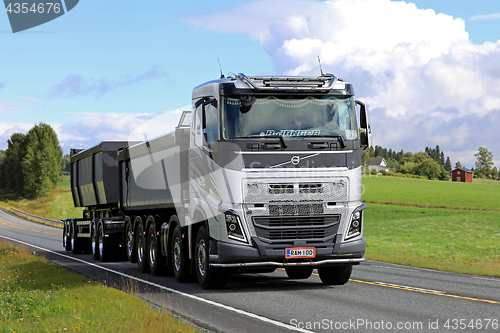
xmin=0 ymin=234 xmax=313 ymax=333
xmin=472 ymin=276 xmax=500 ymax=282
xmin=374 ymin=282 xmax=444 ymax=294
xmin=371 ymin=265 xmax=418 ymax=272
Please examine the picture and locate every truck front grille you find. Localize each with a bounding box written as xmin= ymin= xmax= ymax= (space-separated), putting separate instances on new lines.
xmin=253 ymin=215 xmax=339 ymax=243
xmin=269 ymin=204 xmax=323 ymax=216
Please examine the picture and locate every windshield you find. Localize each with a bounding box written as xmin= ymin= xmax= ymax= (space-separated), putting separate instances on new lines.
xmin=221 ymin=95 xmax=358 ymax=141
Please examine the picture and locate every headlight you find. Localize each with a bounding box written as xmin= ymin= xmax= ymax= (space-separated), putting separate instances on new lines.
xmin=346 ymin=210 xmax=362 ymax=240
xmin=225 ymin=211 xmax=247 ymax=242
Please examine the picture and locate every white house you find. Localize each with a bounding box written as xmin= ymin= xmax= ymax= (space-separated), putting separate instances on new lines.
xmin=366 ymin=157 xmax=389 ymax=173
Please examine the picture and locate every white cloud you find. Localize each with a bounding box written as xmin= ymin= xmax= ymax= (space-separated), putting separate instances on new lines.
xmin=471 ymin=13 xmax=500 ymax=21
xmin=184 ymin=0 xmax=500 ymax=168
xmin=55 ymin=106 xmax=190 ymax=153
xmin=0 ymin=106 xmax=190 ymax=154
xmin=0 ymin=123 xmax=32 ymax=150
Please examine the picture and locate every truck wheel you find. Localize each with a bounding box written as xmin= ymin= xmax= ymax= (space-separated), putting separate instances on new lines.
xmin=71 ymin=222 xmax=81 ymax=254
xmin=285 ymin=267 xmax=313 ymax=279
xmin=195 ymin=226 xmax=227 ymax=289
xmin=318 ymin=265 xmax=352 ymax=285
xmin=171 ymin=225 xmax=189 ymax=282
xmin=136 ymin=223 xmax=149 ymax=273
xmin=91 ymin=225 xmax=99 ymax=260
xmin=147 ymin=223 xmax=165 ymax=276
xmin=97 ymin=224 xmax=111 ymax=262
xmin=63 ymin=221 xmax=71 ymax=251
xmin=125 ymin=222 xmax=137 ymax=263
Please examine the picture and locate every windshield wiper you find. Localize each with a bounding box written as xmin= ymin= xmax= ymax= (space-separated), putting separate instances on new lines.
xmin=301 ymin=134 xmax=345 ymax=148
xmin=232 ymin=135 xmax=288 ymax=149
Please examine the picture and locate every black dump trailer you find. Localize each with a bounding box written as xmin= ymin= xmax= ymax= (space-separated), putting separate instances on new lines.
xmin=63 ymin=113 xmax=192 ymax=278
xmin=63 ymin=141 xmax=129 ymax=259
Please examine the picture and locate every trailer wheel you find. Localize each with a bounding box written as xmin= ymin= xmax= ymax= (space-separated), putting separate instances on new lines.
xmin=318 ymin=265 xmax=352 ymax=285
xmin=98 ymin=224 xmax=111 ymax=262
xmin=63 ymin=221 xmax=71 ymax=251
xmin=125 ymin=222 xmax=137 ymax=263
xmin=195 ymin=226 xmax=227 ymax=289
xmin=147 ymin=223 xmax=165 ymax=276
xmin=91 ymin=225 xmax=99 ymax=260
xmin=285 ymin=267 xmax=313 ymax=279
xmin=136 ymin=223 xmax=149 ymax=273
xmin=71 ymin=222 xmax=81 ymax=254
xmin=171 ymin=225 xmax=189 ymax=282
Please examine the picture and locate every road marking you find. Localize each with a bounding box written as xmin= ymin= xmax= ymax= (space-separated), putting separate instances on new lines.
xmin=284 ymin=268 xmax=500 ymax=305
xmin=371 ymin=265 xmax=418 ymax=272
xmin=0 ymin=220 xmax=60 ymax=236
xmin=473 ymin=276 xmax=500 ymax=282
xmin=350 ymin=279 xmax=500 ymax=305
xmin=374 ymin=282 xmax=443 ymax=293
xmin=0 ymin=234 xmax=314 ymax=333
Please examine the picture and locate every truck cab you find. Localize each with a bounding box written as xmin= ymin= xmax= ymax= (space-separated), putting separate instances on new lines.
xmin=188 ymin=73 xmax=371 ymax=286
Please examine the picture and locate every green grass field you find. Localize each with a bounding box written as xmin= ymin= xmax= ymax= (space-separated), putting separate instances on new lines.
xmin=362 ymin=176 xmax=500 ymax=210
xmin=0 ymin=242 xmax=199 ymax=333
xmin=362 ymin=176 xmax=500 ymax=276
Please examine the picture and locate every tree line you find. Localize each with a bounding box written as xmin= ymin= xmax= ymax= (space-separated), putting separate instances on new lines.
xmin=0 ymin=123 xmax=63 ymax=199
xmin=365 ymin=145 xmax=498 ymax=182
xmin=364 ymin=145 xmax=453 ymax=181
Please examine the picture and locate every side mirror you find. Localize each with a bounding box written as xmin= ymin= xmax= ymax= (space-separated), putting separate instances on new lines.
xmin=355 ymin=100 xmax=372 ymax=153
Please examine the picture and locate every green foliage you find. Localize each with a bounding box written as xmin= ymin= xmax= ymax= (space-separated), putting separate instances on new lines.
xmin=492 ymin=167 xmax=499 ymax=180
xmin=0 ymin=132 xmax=27 ymax=194
xmin=455 ymin=161 xmax=462 ymax=169
xmin=445 ymin=156 xmax=452 ymax=172
xmin=362 ymin=146 xmax=374 ymax=167
xmin=475 ymin=146 xmax=494 ymax=183
xmin=62 ymin=154 xmax=71 ymax=176
xmin=0 ymin=123 xmax=63 ymax=199
xmin=372 ymin=145 xmax=452 ymax=180
xmin=393 ymin=151 xmax=447 ymax=180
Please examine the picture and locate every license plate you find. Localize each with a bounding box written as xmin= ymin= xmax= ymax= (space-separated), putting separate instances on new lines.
xmin=285 ymin=247 xmax=316 ymax=259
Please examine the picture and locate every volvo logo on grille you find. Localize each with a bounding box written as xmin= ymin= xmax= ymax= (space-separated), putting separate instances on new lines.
xmin=291 ymin=156 xmax=300 ymax=165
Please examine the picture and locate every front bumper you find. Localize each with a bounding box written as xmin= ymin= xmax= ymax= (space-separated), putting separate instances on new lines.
xmin=210 ymin=236 xmax=366 ymax=268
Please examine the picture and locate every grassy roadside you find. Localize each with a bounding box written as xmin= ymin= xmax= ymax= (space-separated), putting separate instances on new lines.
xmin=0 ymin=241 xmax=200 ymax=333
xmin=0 ymin=181 xmax=83 ymax=223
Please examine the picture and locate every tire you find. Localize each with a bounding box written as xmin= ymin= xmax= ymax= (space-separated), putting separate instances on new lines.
xmin=136 ymin=223 xmax=149 ymax=273
xmin=63 ymin=221 xmax=71 ymax=251
xmin=318 ymin=265 xmax=352 ymax=285
xmin=195 ymin=226 xmax=227 ymax=289
xmin=147 ymin=223 xmax=165 ymax=276
xmin=71 ymin=222 xmax=81 ymax=254
xmin=98 ymin=224 xmax=111 ymax=262
xmin=91 ymin=224 xmax=99 ymax=260
xmin=125 ymin=222 xmax=137 ymax=263
xmin=285 ymin=267 xmax=313 ymax=279
xmin=171 ymin=225 xmax=190 ymax=283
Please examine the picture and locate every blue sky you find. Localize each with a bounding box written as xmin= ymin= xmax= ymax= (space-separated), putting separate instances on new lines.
xmin=1 ymin=0 xmax=500 ymax=168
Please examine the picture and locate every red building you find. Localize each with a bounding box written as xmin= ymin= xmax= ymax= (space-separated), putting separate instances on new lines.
xmin=451 ymin=168 xmax=473 ymax=183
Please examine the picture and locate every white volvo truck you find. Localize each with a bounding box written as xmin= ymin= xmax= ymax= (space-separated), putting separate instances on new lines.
xmin=63 ymin=73 xmax=372 ymax=289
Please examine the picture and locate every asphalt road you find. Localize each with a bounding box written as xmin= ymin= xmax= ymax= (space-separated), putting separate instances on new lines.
xmin=1 ymin=208 xmax=499 ymax=333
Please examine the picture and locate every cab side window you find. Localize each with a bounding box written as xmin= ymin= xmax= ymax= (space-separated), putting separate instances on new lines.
xmin=204 ymin=102 xmax=218 ymax=149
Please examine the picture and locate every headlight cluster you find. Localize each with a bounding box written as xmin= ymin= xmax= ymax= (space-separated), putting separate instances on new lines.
xmin=225 ymin=211 xmax=247 ymax=242
xmin=346 ymin=210 xmax=362 ymax=240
